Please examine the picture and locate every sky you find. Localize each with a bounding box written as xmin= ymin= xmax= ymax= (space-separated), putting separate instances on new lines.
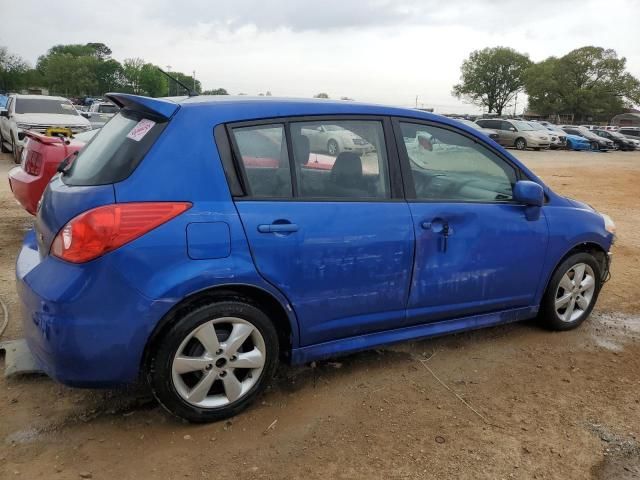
xmin=2 ymin=0 xmax=640 ymax=114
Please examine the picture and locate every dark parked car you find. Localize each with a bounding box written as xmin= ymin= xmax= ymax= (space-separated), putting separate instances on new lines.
xmin=594 ymin=129 xmax=636 ymax=151
xmin=17 ymin=94 xmax=615 ymax=422
xmin=560 ymin=126 xmax=615 ymax=151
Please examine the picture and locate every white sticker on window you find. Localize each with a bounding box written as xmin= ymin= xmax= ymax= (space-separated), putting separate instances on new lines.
xmin=127 ymin=119 xmax=156 ymax=142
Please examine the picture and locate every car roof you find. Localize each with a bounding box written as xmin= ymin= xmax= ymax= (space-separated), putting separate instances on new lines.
xmin=108 ymin=93 xmax=473 ymax=129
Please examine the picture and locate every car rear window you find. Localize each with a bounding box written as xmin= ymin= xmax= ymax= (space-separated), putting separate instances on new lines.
xmin=62 ymin=109 xmax=167 ymax=186
xmin=98 ymin=104 xmax=118 ymax=114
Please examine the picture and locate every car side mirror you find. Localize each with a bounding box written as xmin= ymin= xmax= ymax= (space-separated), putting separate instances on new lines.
xmin=509 ymin=127 xmax=516 ymax=132
xmin=81 ymin=111 xmax=91 ymax=118
xmin=514 ymin=180 xmax=544 ymax=207
xmin=0 ymin=109 xmax=8 ymax=118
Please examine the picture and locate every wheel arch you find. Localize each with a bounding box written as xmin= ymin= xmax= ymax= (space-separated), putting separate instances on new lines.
xmin=539 ymin=241 xmax=610 ymax=303
xmin=141 ymin=283 xmax=297 ymax=374
xmin=515 ymin=136 xmax=527 ymax=147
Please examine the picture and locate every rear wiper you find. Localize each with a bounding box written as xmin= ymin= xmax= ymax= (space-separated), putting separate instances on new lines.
xmin=57 ymin=151 xmax=79 ymax=174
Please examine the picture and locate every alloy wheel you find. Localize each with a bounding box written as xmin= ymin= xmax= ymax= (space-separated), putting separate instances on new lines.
xmin=554 ymin=263 xmax=596 ymax=323
xmin=171 ymin=317 xmax=266 ymax=408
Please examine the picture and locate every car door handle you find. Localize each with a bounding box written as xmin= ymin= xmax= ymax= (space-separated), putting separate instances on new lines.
xmin=257 ymin=223 xmax=299 ymax=233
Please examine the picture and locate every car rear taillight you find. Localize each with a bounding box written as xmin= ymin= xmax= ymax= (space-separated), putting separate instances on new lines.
xmin=24 ymin=151 xmax=43 ymax=176
xmin=51 ymin=202 xmax=191 ymax=263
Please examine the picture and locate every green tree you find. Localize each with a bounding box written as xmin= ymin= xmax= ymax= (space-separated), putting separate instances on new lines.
xmin=0 ymin=46 xmax=29 ymax=92
xmin=122 ymin=58 xmax=145 ymax=94
xmin=525 ymin=47 xmax=640 ymax=121
xmin=452 ymin=47 xmax=532 ymax=115
xmin=139 ymin=64 xmax=167 ymax=97
xmin=202 ymin=88 xmax=229 ymax=95
xmin=44 ymin=53 xmax=99 ymax=96
xmin=314 ymin=92 xmax=329 ymax=99
xmin=96 ymin=58 xmax=124 ymax=93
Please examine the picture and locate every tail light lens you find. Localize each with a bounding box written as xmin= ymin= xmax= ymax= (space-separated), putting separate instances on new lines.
xmin=51 ymin=202 xmax=191 ymax=263
xmin=24 ymin=151 xmax=43 ymax=175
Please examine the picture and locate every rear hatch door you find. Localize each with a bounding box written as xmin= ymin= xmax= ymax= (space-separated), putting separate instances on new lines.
xmin=35 ymin=95 xmax=178 ymax=256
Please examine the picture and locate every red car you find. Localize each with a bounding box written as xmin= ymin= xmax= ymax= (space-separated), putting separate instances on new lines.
xmin=8 ymin=129 xmax=96 ymax=214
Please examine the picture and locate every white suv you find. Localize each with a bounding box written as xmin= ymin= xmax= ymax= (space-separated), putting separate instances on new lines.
xmin=0 ymin=94 xmax=91 ymax=162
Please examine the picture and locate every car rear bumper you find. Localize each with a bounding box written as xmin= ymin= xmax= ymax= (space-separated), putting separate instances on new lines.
xmin=8 ymin=167 xmax=42 ymax=215
xmin=16 ymin=230 xmax=172 ymax=387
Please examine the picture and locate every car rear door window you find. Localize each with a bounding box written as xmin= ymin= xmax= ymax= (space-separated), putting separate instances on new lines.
xmin=289 ymin=120 xmax=390 ymax=199
xmin=399 ymin=122 xmax=516 ymax=202
xmin=230 ymin=124 xmax=292 ymax=198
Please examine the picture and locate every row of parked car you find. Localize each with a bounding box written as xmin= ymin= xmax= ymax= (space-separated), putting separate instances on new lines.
xmin=461 ymin=117 xmax=640 ymax=152
xmin=3 ymin=92 xmax=640 ymax=218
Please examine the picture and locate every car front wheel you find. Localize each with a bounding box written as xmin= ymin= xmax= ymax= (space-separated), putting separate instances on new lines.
xmin=327 ymin=139 xmax=339 ymax=156
xmin=148 ymin=300 xmax=279 ymax=423
xmin=540 ymin=252 xmax=602 ymax=331
xmin=515 ymin=138 xmax=527 ymax=150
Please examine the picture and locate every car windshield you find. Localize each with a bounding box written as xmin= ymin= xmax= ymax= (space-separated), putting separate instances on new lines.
xmin=528 ymin=123 xmax=547 ymax=131
xmin=15 ymin=98 xmax=80 ymax=116
xmin=458 ymin=119 xmax=482 ymax=130
xmin=324 ymin=125 xmax=344 ymax=132
xmin=514 ymin=121 xmax=534 ymax=131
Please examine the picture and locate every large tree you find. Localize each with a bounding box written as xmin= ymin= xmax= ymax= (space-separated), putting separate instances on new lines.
xmin=0 ymin=46 xmax=30 ymax=92
xmin=452 ymin=47 xmax=532 ymax=115
xmin=525 ymin=46 xmax=640 ymax=121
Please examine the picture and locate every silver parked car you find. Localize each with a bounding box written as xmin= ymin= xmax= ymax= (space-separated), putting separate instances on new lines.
xmin=528 ymin=122 xmax=566 ymax=149
xmin=475 ymin=119 xmax=551 ymax=151
xmin=83 ymin=101 xmax=119 ymax=129
xmin=455 ymin=119 xmax=500 ymax=142
xmin=301 ymin=124 xmax=375 ymax=156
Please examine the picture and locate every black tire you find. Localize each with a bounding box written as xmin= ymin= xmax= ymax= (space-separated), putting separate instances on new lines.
xmin=539 ymin=252 xmax=602 ymax=331
xmin=327 ymin=139 xmax=339 ymax=156
xmin=590 ymin=141 xmax=600 ymax=151
xmin=515 ymin=138 xmax=527 ymax=150
xmin=147 ymin=300 xmax=279 ymax=423
xmin=0 ymin=131 xmax=9 ymax=153
xmin=11 ymin=135 xmax=20 ymax=164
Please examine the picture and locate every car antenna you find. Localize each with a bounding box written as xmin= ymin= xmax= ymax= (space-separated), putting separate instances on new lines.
xmin=157 ymin=67 xmax=199 ymax=97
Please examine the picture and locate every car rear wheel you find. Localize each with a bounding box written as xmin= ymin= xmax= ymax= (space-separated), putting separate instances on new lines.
xmin=327 ymin=139 xmax=339 ymax=156
xmin=515 ymin=138 xmax=527 ymax=150
xmin=148 ymin=301 xmax=279 ymax=423
xmin=590 ymin=141 xmax=600 ymax=151
xmin=539 ymin=253 xmax=602 ymax=331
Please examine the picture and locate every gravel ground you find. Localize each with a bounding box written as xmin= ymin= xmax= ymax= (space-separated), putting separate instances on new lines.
xmin=1 ymin=149 xmax=640 ymax=480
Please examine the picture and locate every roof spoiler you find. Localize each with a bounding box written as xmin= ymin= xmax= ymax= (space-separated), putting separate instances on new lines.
xmin=105 ymin=93 xmax=180 ymax=120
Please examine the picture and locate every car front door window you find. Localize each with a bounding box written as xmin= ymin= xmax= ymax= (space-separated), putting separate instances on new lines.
xmin=399 ymin=122 xmax=516 ymax=202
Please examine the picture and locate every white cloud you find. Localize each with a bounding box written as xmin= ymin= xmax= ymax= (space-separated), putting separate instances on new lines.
xmin=1 ymin=0 xmax=639 ymax=113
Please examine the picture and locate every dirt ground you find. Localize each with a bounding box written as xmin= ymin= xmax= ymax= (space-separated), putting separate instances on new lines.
xmin=1 ymin=149 xmax=640 ymax=480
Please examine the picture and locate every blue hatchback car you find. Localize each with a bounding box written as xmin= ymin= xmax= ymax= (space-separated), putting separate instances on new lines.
xmin=16 ymin=94 xmax=615 ymax=422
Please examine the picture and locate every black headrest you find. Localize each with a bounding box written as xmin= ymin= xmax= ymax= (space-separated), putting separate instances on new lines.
xmin=293 ymin=135 xmax=310 ymax=166
xmin=331 ymin=152 xmax=363 ymax=182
